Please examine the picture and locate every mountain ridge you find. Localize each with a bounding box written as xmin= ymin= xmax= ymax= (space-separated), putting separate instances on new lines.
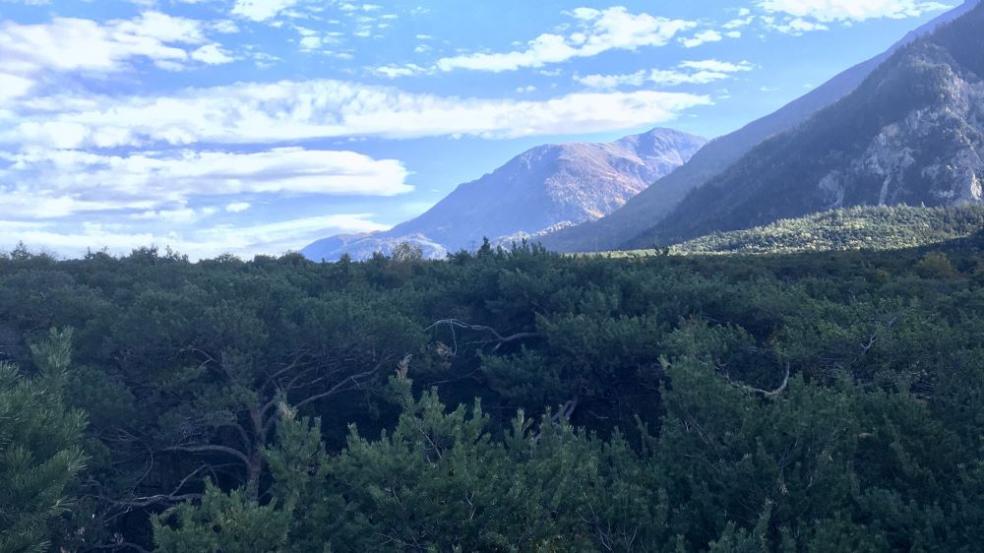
xmin=633 ymin=3 xmax=984 ymax=247
xmin=539 ymin=0 xmax=980 ymax=253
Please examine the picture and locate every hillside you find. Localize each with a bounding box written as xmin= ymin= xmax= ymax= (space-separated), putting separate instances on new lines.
xmin=632 ymin=3 xmax=984 ymax=248
xmin=662 ymin=205 xmax=984 ymax=255
xmin=303 ymin=128 xmax=705 ymax=261
xmin=541 ymin=1 xmax=980 ymax=253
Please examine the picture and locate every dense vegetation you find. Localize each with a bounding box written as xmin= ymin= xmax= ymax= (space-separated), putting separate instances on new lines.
xmin=662 ymin=205 xmax=984 ymax=255
xmin=2 ymin=236 xmax=984 ymax=552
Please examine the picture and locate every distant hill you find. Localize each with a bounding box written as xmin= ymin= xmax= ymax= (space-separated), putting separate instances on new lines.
xmin=541 ymin=1 xmax=980 ymax=253
xmin=634 ymin=2 xmax=984 ymax=248
xmin=303 ymin=128 xmax=705 ymax=261
xmin=299 ymin=233 xmax=449 ymax=262
xmin=661 ymin=205 xmax=984 ymax=255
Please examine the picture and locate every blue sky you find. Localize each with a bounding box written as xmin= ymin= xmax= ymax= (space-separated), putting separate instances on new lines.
xmin=0 ymin=0 xmax=957 ymax=258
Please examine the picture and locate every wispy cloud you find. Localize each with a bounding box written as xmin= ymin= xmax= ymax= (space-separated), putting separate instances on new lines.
xmin=758 ymin=0 xmax=950 ymax=22
xmin=0 ymin=11 xmax=233 ymax=77
xmin=679 ymin=29 xmax=724 ymax=48
xmin=1 ymin=80 xmax=711 ymax=148
xmin=577 ymin=59 xmax=754 ymax=89
xmin=434 ymin=7 xmax=696 ymax=73
xmin=0 ymin=214 xmax=391 ymax=259
xmin=757 ymin=0 xmax=949 ymax=34
xmin=0 ymin=147 xmax=413 ymax=218
xmin=232 ymin=0 xmax=301 ymax=22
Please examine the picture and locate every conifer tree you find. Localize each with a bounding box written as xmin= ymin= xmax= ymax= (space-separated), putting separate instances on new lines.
xmin=0 ymin=328 xmax=86 ymax=553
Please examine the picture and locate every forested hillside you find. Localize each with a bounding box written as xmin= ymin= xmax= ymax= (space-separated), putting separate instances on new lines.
xmin=2 ymin=238 xmax=984 ymax=552
xmin=665 ymin=205 xmax=984 ymax=255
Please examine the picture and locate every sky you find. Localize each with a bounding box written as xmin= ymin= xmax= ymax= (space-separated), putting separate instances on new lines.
xmin=0 ymin=0 xmax=958 ymax=259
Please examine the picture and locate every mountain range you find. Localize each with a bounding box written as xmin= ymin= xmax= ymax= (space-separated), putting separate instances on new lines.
xmin=305 ymin=1 xmax=983 ymax=262
xmin=303 ymin=128 xmax=705 ymax=260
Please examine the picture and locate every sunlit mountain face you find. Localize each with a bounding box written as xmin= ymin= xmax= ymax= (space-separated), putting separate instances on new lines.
xmin=303 ymin=127 xmax=707 ymax=261
xmin=0 ymin=0 xmax=957 ymax=258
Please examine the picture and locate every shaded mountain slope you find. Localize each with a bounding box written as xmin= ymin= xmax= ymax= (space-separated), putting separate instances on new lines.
xmin=541 ymin=1 xmax=979 ymax=253
xmin=635 ymin=4 xmax=984 ymax=247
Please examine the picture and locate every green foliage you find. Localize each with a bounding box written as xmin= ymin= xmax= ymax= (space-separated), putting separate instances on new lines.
xmin=153 ymin=483 xmax=294 ymax=553
xmin=653 ymin=205 xmax=984 ymax=256
xmin=153 ymin=376 xmax=676 ymax=552
xmin=392 ymin=242 xmax=425 ymax=263
xmin=915 ymin=251 xmax=958 ymax=278
xmin=0 ymin=329 xmax=86 ymax=553
xmin=153 ymin=404 xmax=334 ymax=553
xmin=1 ymin=238 xmax=983 ymax=551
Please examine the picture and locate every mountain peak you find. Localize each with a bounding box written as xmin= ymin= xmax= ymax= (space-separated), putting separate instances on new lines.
xmin=303 ymin=127 xmax=706 ymax=261
xmin=616 ymin=127 xmax=706 ymax=156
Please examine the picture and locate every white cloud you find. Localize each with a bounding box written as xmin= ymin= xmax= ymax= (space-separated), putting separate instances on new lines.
xmin=577 ymin=59 xmax=753 ymax=89
xmin=191 ymin=43 xmax=236 ymax=64
xmin=211 ymin=20 xmax=241 ymax=34
xmin=758 ymin=0 xmax=950 ymax=22
xmin=576 ymin=71 xmax=648 ymax=89
xmin=294 ymin=26 xmax=346 ymax=52
xmin=435 ymin=7 xmax=695 ymax=73
xmin=0 ymin=147 xmax=413 ymax=218
xmin=130 ymin=207 xmax=212 ymax=223
xmin=194 ymin=214 xmax=390 ymax=255
xmin=723 ymin=12 xmax=755 ymax=29
xmin=0 ymin=11 xmax=232 ymax=78
xmin=0 ymin=191 xmax=156 ymax=219
xmin=371 ymin=64 xmax=427 ymax=78
xmin=0 ymin=73 xmax=34 ymax=106
xmin=231 ymin=0 xmax=300 ymax=22
xmin=226 ymin=201 xmax=252 ymax=213
xmin=679 ymin=29 xmax=724 ymax=48
xmin=762 ymin=16 xmax=830 ymax=34
xmin=1 ymin=80 xmax=711 ymax=148
xmin=678 ymin=59 xmax=754 ymax=73
xmin=0 ymin=214 xmax=391 ymax=259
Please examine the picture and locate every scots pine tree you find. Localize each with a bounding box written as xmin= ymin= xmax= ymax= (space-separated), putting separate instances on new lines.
xmin=0 ymin=329 xmax=86 ymax=553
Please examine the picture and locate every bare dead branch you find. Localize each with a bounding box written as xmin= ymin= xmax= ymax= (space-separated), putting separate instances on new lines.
xmin=83 ymin=541 xmax=153 ymax=553
xmin=164 ymin=444 xmax=252 ymax=468
xmin=290 ymin=361 xmax=385 ymax=411
xmin=425 ymin=319 xmax=539 ymax=354
xmin=726 ymin=364 xmax=791 ymax=398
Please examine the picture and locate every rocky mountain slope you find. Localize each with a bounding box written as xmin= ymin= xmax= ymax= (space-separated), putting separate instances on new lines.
xmin=303 ymin=128 xmax=705 ymax=260
xmin=541 ymin=0 xmax=980 ymax=253
xmin=633 ymin=3 xmax=984 ymax=247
